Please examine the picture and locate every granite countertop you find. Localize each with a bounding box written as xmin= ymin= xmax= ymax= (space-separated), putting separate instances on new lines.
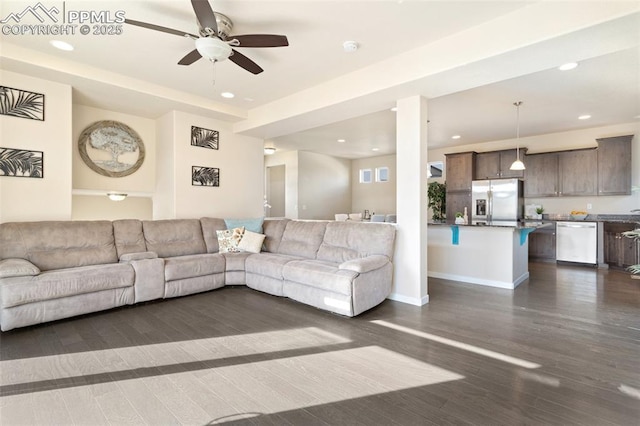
xmin=543 ymin=214 xmax=640 ymax=224
xmin=429 ymin=220 xmax=552 ymax=229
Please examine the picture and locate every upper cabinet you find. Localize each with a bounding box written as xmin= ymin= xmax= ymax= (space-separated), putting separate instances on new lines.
xmin=524 ymin=149 xmax=598 ymax=197
xmin=597 ymin=135 xmax=633 ymax=196
xmin=524 ymin=152 xmax=558 ymax=197
xmin=474 ymin=149 xmax=525 ymax=180
xmin=558 ymin=149 xmax=598 ymax=196
xmin=445 ymin=152 xmax=476 ymax=192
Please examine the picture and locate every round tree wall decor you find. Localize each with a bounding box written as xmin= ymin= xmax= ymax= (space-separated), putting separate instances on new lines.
xmin=78 ymin=120 xmax=145 ymax=177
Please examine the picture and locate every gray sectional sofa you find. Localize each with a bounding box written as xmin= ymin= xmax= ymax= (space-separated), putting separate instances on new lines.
xmin=0 ymin=218 xmax=396 ymax=331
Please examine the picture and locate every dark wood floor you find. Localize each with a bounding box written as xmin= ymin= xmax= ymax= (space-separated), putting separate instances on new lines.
xmin=1 ymin=261 xmax=639 ymax=425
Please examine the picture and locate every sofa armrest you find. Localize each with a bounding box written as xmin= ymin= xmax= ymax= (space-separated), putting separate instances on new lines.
xmin=0 ymin=258 xmax=40 ymax=278
xmin=339 ymin=255 xmax=389 ymax=273
xmin=119 ymin=251 xmax=158 ymax=262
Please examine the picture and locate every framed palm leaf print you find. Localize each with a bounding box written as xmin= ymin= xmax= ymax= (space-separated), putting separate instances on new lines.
xmin=192 ymin=166 xmax=219 ymax=187
xmin=191 ymin=126 xmax=219 ymax=150
xmin=0 ymin=147 xmax=44 ymax=178
xmin=0 ymin=86 xmax=45 ymax=121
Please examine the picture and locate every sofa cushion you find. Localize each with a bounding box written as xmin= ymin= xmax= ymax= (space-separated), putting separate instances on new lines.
xmin=316 ymin=222 xmax=396 ymax=263
xmin=238 ymin=230 xmax=266 ymax=254
xmin=225 ymin=217 xmax=264 ymax=233
xmin=142 ymin=219 xmax=206 ymax=258
xmin=1 ymin=263 xmax=134 ymax=308
xmin=262 ymin=219 xmax=290 ymax=253
xmin=200 ymin=217 xmax=227 ymax=253
xmin=113 ymin=219 xmax=147 ymax=257
xmin=223 ymin=252 xmax=253 ymax=272
xmin=277 ymin=221 xmax=327 ymax=259
xmin=0 ymin=259 xmax=40 ymax=278
xmin=216 ymin=227 xmax=245 ymax=253
xmin=245 ymin=252 xmax=301 ymax=279
xmin=163 ymin=253 xmax=225 ymax=282
xmin=0 ymin=221 xmax=118 ymax=271
xmin=283 ymin=260 xmax=358 ymax=296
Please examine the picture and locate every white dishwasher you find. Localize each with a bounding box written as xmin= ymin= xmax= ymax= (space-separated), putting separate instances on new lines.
xmin=556 ymin=221 xmax=597 ymax=264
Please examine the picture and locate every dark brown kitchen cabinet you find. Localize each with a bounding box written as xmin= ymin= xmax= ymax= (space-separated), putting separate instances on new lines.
xmin=597 ymin=135 xmax=633 ymax=195
xmin=445 ymin=192 xmax=472 ymax=222
xmin=445 ymin=152 xmax=475 ymax=192
xmin=558 ymin=149 xmax=597 ymax=196
xmin=528 ymin=223 xmax=556 ymax=260
xmin=524 ymin=149 xmax=597 ymax=197
xmin=474 ymin=149 xmax=525 ymax=180
xmin=603 ymin=222 xmax=640 ymax=269
xmin=524 ymin=152 xmax=558 ymax=197
xmin=445 ymin=152 xmax=475 ymax=222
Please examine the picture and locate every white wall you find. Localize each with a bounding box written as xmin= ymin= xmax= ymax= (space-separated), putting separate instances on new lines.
xmin=72 ymin=195 xmax=153 ymax=221
xmin=155 ymin=111 xmax=264 ymax=219
xmin=298 ymin=151 xmax=351 ymax=220
xmin=351 ymin=154 xmax=396 ymax=216
xmin=428 ymin=122 xmax=640 ymax=215
xmin=0 ymin=71 xmax=72 ymax=222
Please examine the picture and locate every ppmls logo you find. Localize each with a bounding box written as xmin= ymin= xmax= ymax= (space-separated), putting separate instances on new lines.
xmin=1 ymin=2 xmax=125 ymax=36
xmin=0 ymin=2 xmax=60 ymax=24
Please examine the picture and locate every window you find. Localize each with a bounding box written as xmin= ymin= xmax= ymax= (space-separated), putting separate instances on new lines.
xmin=375 ymin=167 xmax=389 ymax=182
xmin=359 ymin=168 xmax=372 ymax=183
xmin=427 ymin=161 xmax=443 ymax=178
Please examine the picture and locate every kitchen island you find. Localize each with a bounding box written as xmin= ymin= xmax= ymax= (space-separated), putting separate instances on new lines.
xmin=427 ymin=221 xmax=550 ymax=289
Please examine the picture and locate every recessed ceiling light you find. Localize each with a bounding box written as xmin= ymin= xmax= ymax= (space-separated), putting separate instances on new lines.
xmin=390 ymin=107 xmax=397 ymax=112
xmin=372 ymin=148 xmax=380 ymax=152
xmin=50 ymin=40 xmax=73 ymax=51
xmin=343 ymin=41 xmax=358 ymax=53
xmin=578 ymin=114 xmax=591 ymax=120
xmin=221 ymin=92 xmax=235 ymax=98
xmin=451 ymin=135 xmax=461 ymax=140
xmin=558 ymin=62 xmax=578 ymax=71
xmin=337 ymin=139 xmax=346 ymax=143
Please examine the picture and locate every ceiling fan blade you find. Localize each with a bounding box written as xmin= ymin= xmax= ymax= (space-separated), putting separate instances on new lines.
xmin=231 ymin=34 xmax=289 ymax=48
xmin=191 ymin=0 xmax=218 ymax=35
xmin=178 ymin=49 xmax=202 ymax=66
xmin=124 ymin=19 xmax=197 ymax=38
xmin=229 ymin=49 xmax=263 ymax=74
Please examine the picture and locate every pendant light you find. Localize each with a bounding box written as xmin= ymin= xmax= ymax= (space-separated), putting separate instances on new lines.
xmin=510 ymin=101 xmax=526 ymax=171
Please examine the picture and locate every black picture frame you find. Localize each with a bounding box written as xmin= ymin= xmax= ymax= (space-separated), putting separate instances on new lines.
xmin=191 ymin=126 xmax=219 ymax=150
xmin=192 ymin=166 xmax=220 ymax=187
xmin=0 ymin=147 xmax=44 ymax=178
xmin=0 ymin=86 xmax=45 ymax=121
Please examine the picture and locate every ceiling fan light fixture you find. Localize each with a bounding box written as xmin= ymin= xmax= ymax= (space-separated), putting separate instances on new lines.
xmin=195 ymin=37 xmax=232 ymax=62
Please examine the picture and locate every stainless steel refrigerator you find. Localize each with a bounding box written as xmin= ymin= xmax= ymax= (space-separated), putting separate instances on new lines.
xmin=471 ymin=178 xmax=524 ymax=222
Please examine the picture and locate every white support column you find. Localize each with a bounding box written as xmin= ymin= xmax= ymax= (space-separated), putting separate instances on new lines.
xmin=390 ymin=96 xmax=429 ymax=306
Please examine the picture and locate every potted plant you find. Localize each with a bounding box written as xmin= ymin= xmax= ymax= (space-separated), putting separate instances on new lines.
xmin=535 ymin=206 xmax=544 ymax=220
xmin=455 ymin=212 xmax=465 ymax=224
xmin=428 ymin=181 xmax=446 ymax=222
xmin=622 ymin=229 xmax=640 ymax=279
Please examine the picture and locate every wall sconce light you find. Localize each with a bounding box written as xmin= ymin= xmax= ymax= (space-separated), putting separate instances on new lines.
xmin=264 ymin=147 xmax=276 ymax=155
xmin=107 ymin=192 xmax=127 ymax=201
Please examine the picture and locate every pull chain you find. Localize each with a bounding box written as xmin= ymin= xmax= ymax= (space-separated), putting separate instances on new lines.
xmin=211 ymin=59 xmax=217 ymax=87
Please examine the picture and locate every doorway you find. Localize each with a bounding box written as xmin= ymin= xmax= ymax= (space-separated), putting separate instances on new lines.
xmin=266 ymin=165 xmax=286 ymax=217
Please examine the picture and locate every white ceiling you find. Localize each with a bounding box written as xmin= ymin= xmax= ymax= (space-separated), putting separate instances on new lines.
xmin=1 ymin=0 xmax=639 ymax=159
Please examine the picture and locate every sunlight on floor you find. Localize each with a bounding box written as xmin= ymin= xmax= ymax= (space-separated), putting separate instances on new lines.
xmin=0 ymin=327 xmax=350 ymax=386
xmin=1 ymin=336 xmax=464 ymax=423
xmin=517 ymin=370 xmax=560 ymax=387
xmin=618 ymin=384 xmax=640 ymax=401
xmin=371 ymin=320 xmax=541 ymax=369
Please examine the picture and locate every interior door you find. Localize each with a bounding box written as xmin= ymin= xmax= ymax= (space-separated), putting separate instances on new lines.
xmin=266 ymin=165 xmax=286 ymax=217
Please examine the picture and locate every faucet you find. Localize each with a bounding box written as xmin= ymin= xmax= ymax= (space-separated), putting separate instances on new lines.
xmin=631 ymin=209 xmax=640 ymax=213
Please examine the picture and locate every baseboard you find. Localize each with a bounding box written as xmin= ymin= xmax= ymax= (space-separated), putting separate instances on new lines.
xmin=387 ymin=293 xmax=429 ymax=306
xmin=427 ymin=271 xmax=529 ymax=290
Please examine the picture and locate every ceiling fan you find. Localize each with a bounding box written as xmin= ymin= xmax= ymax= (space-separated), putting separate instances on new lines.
xmin=124 ymin=0 xmax=289 ymax=75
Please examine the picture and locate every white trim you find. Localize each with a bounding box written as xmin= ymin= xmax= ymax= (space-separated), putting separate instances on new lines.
xmin=427 ymin=271 xmax=529 ymax=290
xmin=387 ymin=292 xmax=429 ymax=306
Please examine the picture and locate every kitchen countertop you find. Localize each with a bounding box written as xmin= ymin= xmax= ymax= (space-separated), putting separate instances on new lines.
xmin=542 ymin=214 xmax=640 ymax=224
xmin=429 ymin=220 xmax=552 ymax=229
